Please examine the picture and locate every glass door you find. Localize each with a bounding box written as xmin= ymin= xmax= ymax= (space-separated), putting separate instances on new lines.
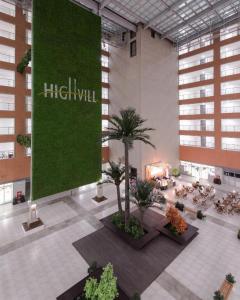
xmin=0 ymin=183 xmax=13 ymax=204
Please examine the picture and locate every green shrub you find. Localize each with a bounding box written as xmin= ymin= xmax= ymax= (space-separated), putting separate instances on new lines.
xmin=226 ymin=273 xmax=236 ymax=284
xmin=17 ymin=48 xmax=31 ymax=74
xmin=197 ymin=210 xmax=206 ymax=220
xmin=175 ymin=201 xmax=184 ymax=212
xmin=112 ymin=212 xmax=144 ymax=240
xmin=16 ymin=134 xmax=31 ymax=148
xmin=84 ymin=263 xmax=119 ymax=300
xmin=213 ymin=290 xmax=224 ymax=300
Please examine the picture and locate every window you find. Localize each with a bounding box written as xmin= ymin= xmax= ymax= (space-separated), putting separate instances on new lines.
xmin=0 ymin=118 xmax=14 ymax=135
xmin=26 ymin=147 xmax=31 ymax=157
xmin=102 ymin=103 xmax=109 ymax=115
xmin=25 ymin=96 xmax=32 ymax=112
xmin=26 ymin=118 xmax=31 ymax=134
xmin=25 ymin=10 xmax=32 ymax=23
xmin=102 ymin=140 xmax=109 ymax=147
xmin=0 ymin=20 xmax=15 ymax=40
xmin=102 ymin=120 xmax=109 ymax=131
xmin=0 ymin=44 xmax=15 ymax=63
xmin=0 ymin=94 xmax=15 ymax=111
xmin=101 ymin=55 xmax=109 ymax=67
xmin=130 ymin=40 xmax=137 ymax=57
xmin=0 ymin=69 xmax=15 ymax=87
xmin=0 ymin=0 xmax=15 ymax=16
xmin=0 ymin=183 xmax=13 ymax=204
xmin=101 ymin=42 xmax=109 ymax=52
xmin=0 ymin=142 xmax=14 ymax=159
xmin=130 ymin=31 xmax=136 ymax=39
xmin=102 ymin=87 xmax=109 ymax=99
xmin=26 ymin=29 xmax=32 ymax=45
xmin=102 ymin=71 xmax=109 ymax=83
xmin=26 ymin=73 xmax=31 ymax=90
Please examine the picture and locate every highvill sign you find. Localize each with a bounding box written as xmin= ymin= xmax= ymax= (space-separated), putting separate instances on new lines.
xmin=42 ymin=77 xmax=97 ymax=103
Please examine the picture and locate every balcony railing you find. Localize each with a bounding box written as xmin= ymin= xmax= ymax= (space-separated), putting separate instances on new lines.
xmin=221 ymin=47 xmax=240 ymax=59
xmin=221 ymin=106 xmax=240 ymax=113
xmin=221 ymin=26 xmax=240 ymax=41
xmin=221 ymin=87 xmax=240 ymax=95
xmin=0 ymin=150 xmax=14 ymax=159
xmin=178 ymin=39 xmax=213 ymax=55
xmin=222 ymin=125 xmax=240 ymax=132
xmin=222 ymin=143 xmax=240 ymax=151
xmin=0 ymin=29 xmax=15 ymax=40
xmin=0 ymin=101 xmax=14 ymax=111
xmin=179 ymin=56 xmax=213 ymax=70
xmin=180 ymin=140 xmax=214 ymax=148
xmin=0 ymin=52 xmax=14 ymax=63
xmin=221 ymin=67 xmax=240 ymax=77
xmin=180 ymin=107 xmax=214 ymax=115
xmin=0 ymin=126 xmax=14 ymax=134
xmin=180 ymin=125 xmax=214 ymax=131
xmin=0 ymin=5 xmax=15 ymax=16
xmin=0 ymin=77 xmax=14 ymax=87
xmin=179 ymin=89 xmax=213 ymax=100
xmin=179 ymin=73 xmax=213 ymax=85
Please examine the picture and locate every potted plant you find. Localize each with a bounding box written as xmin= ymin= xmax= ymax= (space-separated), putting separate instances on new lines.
xmin=84 ymin=263 xmax=119 ymax=300
xmin=172 ymin=167 xmax=180 ymax=177
xmin=213 ymin=290 xmax=224 ymax=300
xmin=218 ymin=273 xmax=236 ymax=299
xmin=102 ymin=161 xmax=125 ymax=215
xmin=102 ymin=107 xmax=155 ymax=226
xmin=197 ymin=210 xmax=206 ymax=220
xmin=131 ymin=180 xmax=155 ymax=230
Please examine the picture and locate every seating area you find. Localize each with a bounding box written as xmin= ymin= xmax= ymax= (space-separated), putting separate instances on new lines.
xmin=214 ymin=191 xmax=240 ymax=215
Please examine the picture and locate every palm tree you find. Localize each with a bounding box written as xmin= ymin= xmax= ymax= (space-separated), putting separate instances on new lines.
xmin=131 ymin=180 xmax=155 ymax=230
xmin=103 ymin=107 xmax=155 ymax=225
xmin=102 ymin=161 xmax=125 ymax=215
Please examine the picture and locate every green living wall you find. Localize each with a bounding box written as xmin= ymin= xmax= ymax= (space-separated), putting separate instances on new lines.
xmin=32 ymin=0 xmax=102 ymax=200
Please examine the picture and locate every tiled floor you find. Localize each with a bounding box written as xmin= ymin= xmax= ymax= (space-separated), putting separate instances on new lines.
xmin=0 ymin=180 xmax=239 ymax=299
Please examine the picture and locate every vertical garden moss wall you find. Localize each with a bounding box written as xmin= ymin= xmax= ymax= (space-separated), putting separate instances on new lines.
xmin=32 ymin=0 xmax=102 ymax=200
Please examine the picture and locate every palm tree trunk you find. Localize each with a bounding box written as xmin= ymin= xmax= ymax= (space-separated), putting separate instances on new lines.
xmin=116 ymin=184 xmax=123 ymax=215
xmin=124 ymin=142 xmax=130 ymax=225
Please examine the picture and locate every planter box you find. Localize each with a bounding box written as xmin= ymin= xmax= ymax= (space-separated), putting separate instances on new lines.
xmin=158 ymin=222 xmax=198 ymax=245
xmin=101 ymin=214 xmax=160 ymax=250
xmin=220 ymin=280 xmax=234 ymax=300
xmin=57 ymin=268 xmax=129 ymax=300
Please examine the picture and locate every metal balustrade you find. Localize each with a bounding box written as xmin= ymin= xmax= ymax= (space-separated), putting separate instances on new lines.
xmin=179 ymin=89 xmax=213 ymax=100
xmin=180 ymin=107 xmax=214 ymax=115
xmin=179 ymin=73 xmax=213 ymax=85
xmin=0 ymin=52 xmax=14 ymax=63
xmin=179 ymin=56 xmax=213 ymax=70
xmin=222 ymin=143 xmax=240 ymax=151
xmin=0 ymin=77 xmax=14 ymax=87
xmin=221 ymin=87 xmax=240 ymax=95
xmin=180 ymin=125 xmax=214 ymax=131
xmin=221 ymin=67 xmax=240 ymax=77
xmin=221 ymin=106 xmax=240 ymax=113
xmin=0 ymin=150 xmax=14 ymax=159
xmin=222 ymin=125 xmax=240 ymax=132
xmin=0 ymin=29 xmax=15 ymax=40
xmin=0 ymin=101 xmax=14 ymax=111
xmin=0 ymin=127 xmax=14 ymax=134
xmin=0 ymin=5 xmax=15 ymax=16
xmin=221 ymin=47 xmax=240 ymax=59
xmin=180 ymin=140 xmax=214 ymax=148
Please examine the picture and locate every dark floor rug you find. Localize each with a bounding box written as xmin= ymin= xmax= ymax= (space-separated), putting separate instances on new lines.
xmin=73 ymin=212 xmax=198 ymax=296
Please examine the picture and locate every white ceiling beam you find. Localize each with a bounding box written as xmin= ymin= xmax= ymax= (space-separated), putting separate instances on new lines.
xmin=100 ymin=0 xmax=112 ymax=10
xmin=144 ymin=0 xmax=187 ymax=30
xmin=72 ymin=0 xmax=137 ymax=32
xmin=161 ymin=0 xmax=234 ymax=39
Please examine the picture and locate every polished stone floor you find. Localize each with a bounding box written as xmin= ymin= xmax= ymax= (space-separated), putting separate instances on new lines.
xmin=0 ymin=178 xmax=239 ymax=300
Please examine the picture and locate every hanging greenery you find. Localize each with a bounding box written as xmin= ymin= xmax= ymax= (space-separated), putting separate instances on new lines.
xmin=16 ymin=134 xmax=31 ymax=148
xmin=17 ymin=48 xmax=31 ymax=74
